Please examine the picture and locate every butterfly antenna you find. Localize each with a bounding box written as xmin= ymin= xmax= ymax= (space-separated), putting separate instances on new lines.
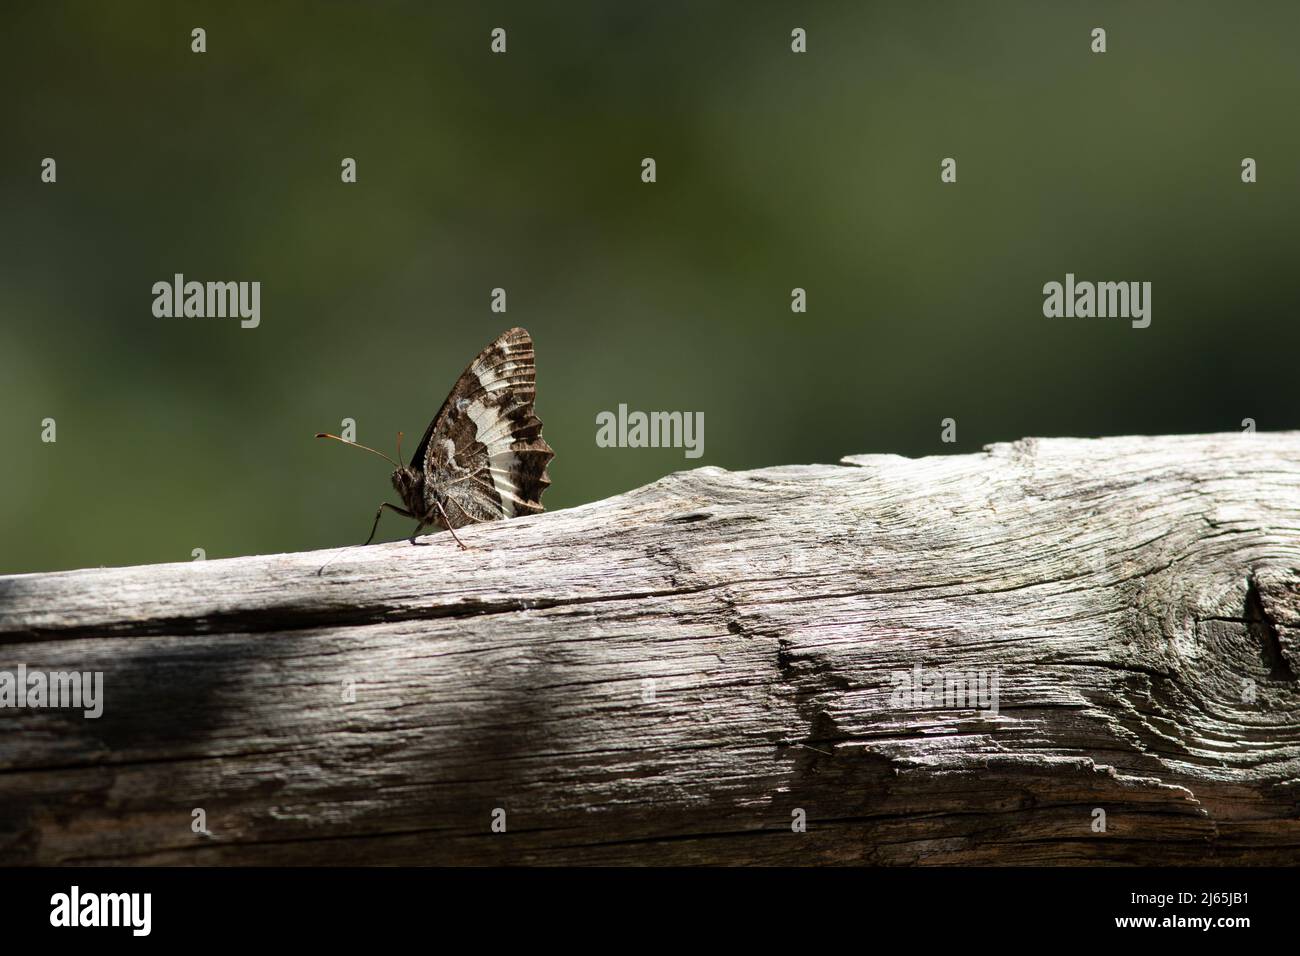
xmin=316 ymin=544 xmax=357 ymax=576
xmin=396 ymin=431 xmax=404 ymax=464
xmin=315 ymin=432 xmax=400 ymax=468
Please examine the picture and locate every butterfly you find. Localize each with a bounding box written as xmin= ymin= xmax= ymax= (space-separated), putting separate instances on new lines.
xmin=317 ymin=327 xmax=554 ymax=551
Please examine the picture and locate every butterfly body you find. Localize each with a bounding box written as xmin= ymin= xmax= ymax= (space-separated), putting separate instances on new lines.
xmin=390 ymin=466 xmax=439 ymax=528
xmin=319 ymin=327 xmax=553 ymax=549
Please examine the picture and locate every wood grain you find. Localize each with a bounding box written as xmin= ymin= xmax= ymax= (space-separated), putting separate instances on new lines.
xmin=2 ymin=432 xmax=1299 ymax=864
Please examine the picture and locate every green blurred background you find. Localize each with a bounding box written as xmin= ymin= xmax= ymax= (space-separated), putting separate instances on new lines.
xmin=3 ymin=1 xmax=1298 ymax=573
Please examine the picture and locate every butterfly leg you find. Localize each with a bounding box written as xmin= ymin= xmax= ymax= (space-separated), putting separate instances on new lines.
xmin=365 ymin=502 xmax=415 ymax=546
xmin=435 ymin=501 xmax=470 ymax=550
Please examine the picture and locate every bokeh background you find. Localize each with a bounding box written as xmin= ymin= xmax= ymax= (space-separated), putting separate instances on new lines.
xmin=3 ymin=1 xmax=1299 ymax=573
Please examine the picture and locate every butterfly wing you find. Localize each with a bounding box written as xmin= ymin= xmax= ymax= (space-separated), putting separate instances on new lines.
xmin=412 ymin=327 xmax=554 ymax=529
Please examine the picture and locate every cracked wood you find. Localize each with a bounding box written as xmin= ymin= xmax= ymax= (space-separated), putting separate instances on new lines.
xmin=2 ymin=431 xmax=1299 ymax=864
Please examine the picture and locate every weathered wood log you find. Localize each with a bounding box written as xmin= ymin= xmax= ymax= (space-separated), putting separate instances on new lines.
xmin=2 ymin=432 xmax=1299 ymax=865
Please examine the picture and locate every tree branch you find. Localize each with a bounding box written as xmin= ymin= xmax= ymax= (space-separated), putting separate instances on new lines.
xmin=2 ymin=432 xmax=1299 ymax=864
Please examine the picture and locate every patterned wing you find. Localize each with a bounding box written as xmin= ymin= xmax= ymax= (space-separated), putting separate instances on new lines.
xmin=412 ymin=327 xmax=554 ymax=528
